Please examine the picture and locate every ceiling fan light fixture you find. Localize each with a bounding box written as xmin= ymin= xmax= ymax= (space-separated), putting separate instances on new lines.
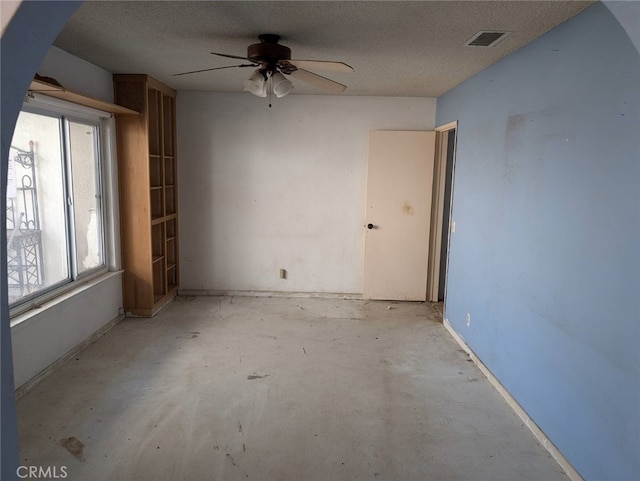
xmin=271 ymin=71 xmax=293 ymax=98
xmin=243 ymin=70 xmax=267 ymax=97
xmin=178 ymin=34 xmax=352 ymax=100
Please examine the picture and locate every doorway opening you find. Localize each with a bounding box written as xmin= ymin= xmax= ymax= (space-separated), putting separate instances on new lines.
xmin=427 ymin=121 xmax=457 ymax=308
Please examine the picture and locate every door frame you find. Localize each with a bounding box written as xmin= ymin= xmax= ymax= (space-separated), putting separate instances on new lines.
xmin=426 ymin=121 xmax=458 ymax=306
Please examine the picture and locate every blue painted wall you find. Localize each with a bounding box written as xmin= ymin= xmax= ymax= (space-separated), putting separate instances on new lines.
xmin=436 ymin=3 xmax=639 ymax=480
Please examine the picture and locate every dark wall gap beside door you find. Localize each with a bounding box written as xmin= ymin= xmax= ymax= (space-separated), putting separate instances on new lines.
xmin=438 ymin=128 xmax=456 ymax=301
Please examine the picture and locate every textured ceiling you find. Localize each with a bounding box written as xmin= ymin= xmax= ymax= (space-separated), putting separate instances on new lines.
xmin=54 ymin=1 xmax=594 ymax=97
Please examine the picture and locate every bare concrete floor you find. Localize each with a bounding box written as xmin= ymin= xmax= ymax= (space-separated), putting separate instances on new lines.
xmin=17 ymin=296 xmax=568 ymax=481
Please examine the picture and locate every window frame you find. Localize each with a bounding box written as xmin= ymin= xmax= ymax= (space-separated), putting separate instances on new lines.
xmin=8 ymin=95 xmax=115 ymax=317
xmin=63 ymin=115 xmax=106 ymax=278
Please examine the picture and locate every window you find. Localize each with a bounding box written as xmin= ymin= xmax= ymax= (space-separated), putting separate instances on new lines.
xmin=6 ymin=103 xmax=107 ymax=308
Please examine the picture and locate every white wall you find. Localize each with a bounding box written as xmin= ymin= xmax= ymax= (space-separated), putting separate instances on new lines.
xmin=37 ymin=45 xmax=114 ymax=102
xmin=177 ymin=93 xmax=436 ymax=295
xmin=11 ymin=273 xmax=122 ymax=388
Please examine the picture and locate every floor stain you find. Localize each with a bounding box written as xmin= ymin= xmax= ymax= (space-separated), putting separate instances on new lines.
xmin=226 ymin=453 xmax=237 ymax=466
xmin=402 ymin=200 xmax=415 ymax=215
xmin=60 ymin=436 xmax=85 ymax=461
xmin=247 ymin=374 xmax=269 ymax=380
xmin=176 ymin=332 xmax=200 ymax=339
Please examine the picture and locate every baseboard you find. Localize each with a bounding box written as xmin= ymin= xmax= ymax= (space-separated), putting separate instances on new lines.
xmin=15 ymin=313 xmax=125 ymax=399
xmin=442 ymin=318 xmax=583 ymax=481
xmin=178 ymin=289 xmax=362 ymax=300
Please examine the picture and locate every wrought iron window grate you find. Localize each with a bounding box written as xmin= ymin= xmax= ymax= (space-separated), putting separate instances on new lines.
xmin=6 ymin=141 xmax=44 ymax=303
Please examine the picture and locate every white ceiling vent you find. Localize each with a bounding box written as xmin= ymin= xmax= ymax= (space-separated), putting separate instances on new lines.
xmin=464 ymin=31 xmax=511 ymax=47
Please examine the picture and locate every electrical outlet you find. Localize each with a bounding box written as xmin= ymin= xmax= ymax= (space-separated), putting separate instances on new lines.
xmin=279 ymin=268 xmax=287 ymax=279
xmin=466 ymin=312 xmax=471 ymax=326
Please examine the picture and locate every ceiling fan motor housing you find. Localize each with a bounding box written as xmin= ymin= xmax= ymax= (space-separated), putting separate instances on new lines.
xmin=248 ymin=34 xmax=291 ymax=67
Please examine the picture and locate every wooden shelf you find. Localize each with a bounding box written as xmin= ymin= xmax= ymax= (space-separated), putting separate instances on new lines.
xmin=30 ymin=79 xmax=139 ymax=115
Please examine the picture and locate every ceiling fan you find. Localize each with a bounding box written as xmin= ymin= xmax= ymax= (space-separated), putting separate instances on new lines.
xmin=174 ymin=34 xmax=353 ymax=99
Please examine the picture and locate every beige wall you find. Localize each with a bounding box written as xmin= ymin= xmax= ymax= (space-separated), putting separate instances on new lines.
xmin=0 ymin=1 xmax=21 ymax=34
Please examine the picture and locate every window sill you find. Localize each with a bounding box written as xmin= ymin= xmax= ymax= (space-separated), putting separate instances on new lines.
xmin=9 ymin=270 xmax=123 ymax=328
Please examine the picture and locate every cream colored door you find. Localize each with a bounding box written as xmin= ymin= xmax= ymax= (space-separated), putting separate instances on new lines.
xmin=363 ymin=131 xmax=435 ymax=300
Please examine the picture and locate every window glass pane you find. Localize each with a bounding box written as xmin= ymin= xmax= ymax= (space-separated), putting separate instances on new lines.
xmin=7 ymin=111 xmax=69 ymax=304
xmin=68 ymin=120 xmax=104 ymax=274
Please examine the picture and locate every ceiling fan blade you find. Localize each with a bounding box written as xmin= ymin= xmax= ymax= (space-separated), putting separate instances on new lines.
xmin=289 ymin=68 xmax=347 ymax=94
xmin=289 ymin=60 xmax=353 ymax=73
xmin=174 ymin=64 xmax=256 ymax=76
xmin=211 ymin=52 xmax=252 ymax=61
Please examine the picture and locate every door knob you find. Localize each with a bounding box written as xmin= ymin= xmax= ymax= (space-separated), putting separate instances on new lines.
xmin=366 ymin=223 xmax=375 ymax=230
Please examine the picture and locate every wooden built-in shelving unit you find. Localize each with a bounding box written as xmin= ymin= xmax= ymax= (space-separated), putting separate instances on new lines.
xmin=113 ymin=75 xmax=179 ymax=316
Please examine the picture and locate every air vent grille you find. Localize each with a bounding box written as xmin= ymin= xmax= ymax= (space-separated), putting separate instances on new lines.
xmin=465 ymin=31 xmax=511 ymax=47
